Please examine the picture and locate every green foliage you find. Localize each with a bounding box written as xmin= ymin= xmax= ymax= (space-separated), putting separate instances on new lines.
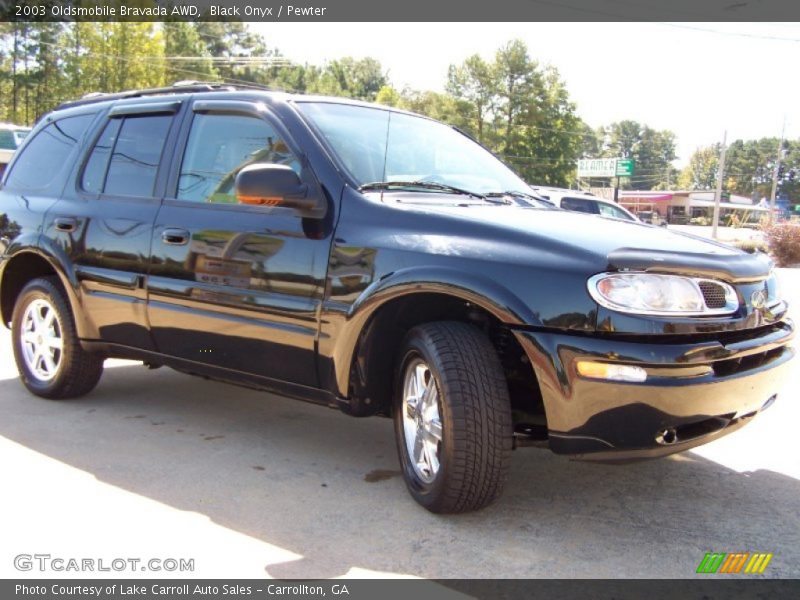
xmin=723 ymin=138 xmax=800 ymax=201
xmin=162 ymin=22 xmax=217 ymax=81
xmin=591 ymin=120 xmax=678 ymax=190
xmin=443 ymin=39 xmax=583 ymax=186
xmin=678 ymin=144 xmax=720 ymax=190
xmin=677 ymin=138 xmax=800 ymax=203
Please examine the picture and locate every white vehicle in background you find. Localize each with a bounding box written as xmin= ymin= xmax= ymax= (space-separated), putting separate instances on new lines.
xmin=531 ymin=186 xmax=643 ymax=223
xmin=0 ymin=123 xmax=31 ymax=177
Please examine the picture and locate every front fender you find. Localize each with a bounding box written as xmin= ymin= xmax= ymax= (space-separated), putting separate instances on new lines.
xmin=323 ymin=265 xmax=542 ymax=398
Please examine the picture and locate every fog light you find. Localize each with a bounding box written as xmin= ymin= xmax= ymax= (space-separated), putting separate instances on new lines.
xmin=576 ymin=361 xmax=648 ymax=382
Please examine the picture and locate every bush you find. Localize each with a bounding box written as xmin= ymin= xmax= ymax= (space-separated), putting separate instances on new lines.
xmin=690 ymin=216 xmax=710 ymax=226
xmin=732 ymin=239 xmax=769 ymax=254
xmin=763 ymin=222 xmax=800 ymax=266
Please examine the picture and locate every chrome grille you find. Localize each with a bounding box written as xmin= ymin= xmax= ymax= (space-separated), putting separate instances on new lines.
xmin=698 ymin=281 xmax=727 ymax=309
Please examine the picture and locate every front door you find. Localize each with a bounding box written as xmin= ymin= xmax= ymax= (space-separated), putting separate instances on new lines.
xmin=147 ymin=100 xmax=331 ymax=388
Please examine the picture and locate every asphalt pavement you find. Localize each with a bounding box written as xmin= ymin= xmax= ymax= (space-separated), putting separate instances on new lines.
xmin=0 ymin=270 xmax=798 ymax=579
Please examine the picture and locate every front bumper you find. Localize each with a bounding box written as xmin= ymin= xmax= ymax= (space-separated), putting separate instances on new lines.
xmin=512 ymin=319 xmax=795 ymax=460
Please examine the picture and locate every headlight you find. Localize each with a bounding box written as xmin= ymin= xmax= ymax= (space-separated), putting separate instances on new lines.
xmin=588 ymin=272 xmax=738 ymax=316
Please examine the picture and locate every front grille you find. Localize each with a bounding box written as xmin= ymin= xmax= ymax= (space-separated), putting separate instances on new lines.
xmin=698 ymin=280 xmax=727 ymax=309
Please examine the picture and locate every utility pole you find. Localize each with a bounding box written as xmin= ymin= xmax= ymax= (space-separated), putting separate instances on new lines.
xmin=769 ymin=116 xmax=787 ymax=224
xmin=712 ymin=131 xmax=727 ymax=240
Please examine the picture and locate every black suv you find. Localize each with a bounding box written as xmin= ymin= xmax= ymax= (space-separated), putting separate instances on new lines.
xmin=0 ymin=84 xmax=794 ymax=513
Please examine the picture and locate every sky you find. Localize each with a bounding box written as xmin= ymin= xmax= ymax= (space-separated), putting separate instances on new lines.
xmin=251 ymin=22 xmax=800 ymax=167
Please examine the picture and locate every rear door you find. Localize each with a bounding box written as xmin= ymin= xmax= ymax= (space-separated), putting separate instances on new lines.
xmin=44 ymin=101 xmax=182 ymax=349
xmin=147 ymin=99 xmax=331 ymax=387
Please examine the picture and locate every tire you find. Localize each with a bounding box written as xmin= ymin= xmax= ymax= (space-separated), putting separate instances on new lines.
xmin=393 ymin=321 xmax=513 ymax=513
xmin=11 ymin=277 xmax=104 ymax=399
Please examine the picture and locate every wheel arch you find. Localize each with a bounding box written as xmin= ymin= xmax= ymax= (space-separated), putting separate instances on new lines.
xmin=333 ymin=267 xmax=544 ymax=421
xmin=0 ymin=243 xmax=87 ymax=336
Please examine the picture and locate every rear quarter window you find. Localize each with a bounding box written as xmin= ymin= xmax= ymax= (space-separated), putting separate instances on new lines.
xmin=4 ymin=114 xmax=94 ymax=191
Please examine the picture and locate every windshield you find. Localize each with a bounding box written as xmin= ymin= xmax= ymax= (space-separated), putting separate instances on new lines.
xmin=298 ymin=102 xmax=531 ymax=195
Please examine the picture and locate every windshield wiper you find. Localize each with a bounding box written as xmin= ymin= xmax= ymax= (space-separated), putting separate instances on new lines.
xmin=358 ymin=180 xmax=508 ymax=203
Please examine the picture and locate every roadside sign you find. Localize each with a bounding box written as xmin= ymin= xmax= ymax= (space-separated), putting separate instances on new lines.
xmin=615 ymin=159 xmax=635 ymax=177
xmin=577 ymin=158 xmax=617 ymax=177
xmin=577 ymin=158 xmax=636 ymax=178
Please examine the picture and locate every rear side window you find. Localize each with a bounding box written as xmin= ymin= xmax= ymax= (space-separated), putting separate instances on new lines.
xmin=82 ymin=119 xmax=121 ymax=194
xmin=5 ymin=114 xmax=94 ymax=191
xmin=82 ymin=115 xmax=172 ymax=197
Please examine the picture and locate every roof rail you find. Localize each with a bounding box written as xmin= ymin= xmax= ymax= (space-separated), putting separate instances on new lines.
xmin=55 ymin=80 xmax=280 ymax=111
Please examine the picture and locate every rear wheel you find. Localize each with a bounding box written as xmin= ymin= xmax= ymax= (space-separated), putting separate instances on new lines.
xmin=393 ymin=321 xmax=513 ymax=513
xmin=11 ymin=277 xmax=104 ymax=399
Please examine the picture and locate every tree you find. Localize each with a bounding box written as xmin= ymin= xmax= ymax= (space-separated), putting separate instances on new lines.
xmin=194 ymin=21 xmax=271 ymax=84
xmin=594 ymin=120 xmax=678 ymax=190
xmin=395 ymin=88 xmax=472 ymax=131
xmin=306 ymin=57 xmax=387 ymax=101
xmin=493 ymin=39 xmax=541 ymax=156
xmin=678 ymin=145 xmax=720 ymax=190
xmin=446 ymin=55 xmax=496 ymax=143
xmin=723 ymin=137 xmax=800 ymax=201
xmin=162 ymin=22 xmax=217 ymax=82
xmin=444 ymin=40 xmax=583 ymax=185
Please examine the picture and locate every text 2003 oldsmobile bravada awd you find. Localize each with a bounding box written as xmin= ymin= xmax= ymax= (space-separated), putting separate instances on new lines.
xmin=0 ymin=84 xmax=794 ymax=512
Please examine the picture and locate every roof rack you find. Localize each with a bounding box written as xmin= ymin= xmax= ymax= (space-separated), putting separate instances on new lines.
xmin=56 ymin=81 xmax=280 ymax=111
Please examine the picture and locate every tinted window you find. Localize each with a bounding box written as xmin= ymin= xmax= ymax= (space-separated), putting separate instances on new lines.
xmin=561 ymin=197 xmax=598 ymax=214
xmin=177 ymin=113 xmax=300 ymax=204
xmin=103 ymin=115 xmax=172 ymax=197
xmin=5 ymin=115 xmax=93 ymax=190
xmin=81 ymin=119 xmax=121 ymax=194
xmin=0 ymin=130 xmax=15 ymax=150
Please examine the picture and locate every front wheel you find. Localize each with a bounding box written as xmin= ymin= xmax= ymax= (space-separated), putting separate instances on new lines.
xmin=11 ymin=277 xmax=104 ymax=399
xmin=393 ymin=321 xmax=513 ymax=513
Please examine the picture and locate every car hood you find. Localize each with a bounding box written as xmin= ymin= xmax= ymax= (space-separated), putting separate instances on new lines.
xmin=386 ymin=198 xmax=771 ymax=282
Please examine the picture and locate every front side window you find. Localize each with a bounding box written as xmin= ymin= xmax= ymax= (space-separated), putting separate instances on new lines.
xmin=5 ymin=114 xmax=94 ymax=190
xmin=298 ymin=102 xmax=530 ymax=195
xmin=81 ymin=114 xmax=171 ymax=197
xmin=177 ymin=112 xmax=300 ymax=204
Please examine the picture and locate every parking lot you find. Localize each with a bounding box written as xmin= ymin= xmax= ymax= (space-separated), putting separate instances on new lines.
xmin=1 ymin=270 xmax=798 ymax=579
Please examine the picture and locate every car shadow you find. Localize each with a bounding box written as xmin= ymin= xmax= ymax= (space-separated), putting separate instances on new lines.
xmin=1 ymin=364 xmax=798 ymax=579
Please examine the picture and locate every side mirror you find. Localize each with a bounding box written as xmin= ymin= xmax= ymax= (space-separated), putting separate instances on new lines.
xmin=235 ymin=164 xmax=325 ymax=216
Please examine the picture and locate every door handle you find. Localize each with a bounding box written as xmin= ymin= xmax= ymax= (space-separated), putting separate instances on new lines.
xmin=54 ymin=217 xmax=77 ymax=233
xmin=161 ymin=228 xmax=190 ymax=246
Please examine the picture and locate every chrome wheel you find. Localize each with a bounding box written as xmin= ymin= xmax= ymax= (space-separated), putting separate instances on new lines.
xmin=19 ymin=298 xmax=63 ymax=382
xmin=402 ymin=358 xmax=443 ymax=483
